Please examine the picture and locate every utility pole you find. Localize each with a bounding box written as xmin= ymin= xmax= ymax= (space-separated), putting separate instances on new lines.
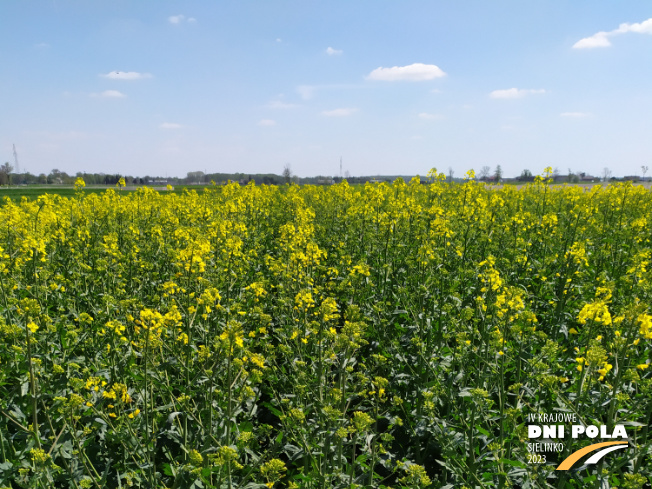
xmin=13 ymin=144 xmax=19 ymax=174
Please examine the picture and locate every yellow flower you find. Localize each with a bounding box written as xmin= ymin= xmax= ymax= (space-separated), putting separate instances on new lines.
xmin=577 ymin=301 xmax=611 ymax=326
xmin=27 ymin=322 xmax=39 ymax=334
xmin=637 ymin=364 xmax=649 ymax=370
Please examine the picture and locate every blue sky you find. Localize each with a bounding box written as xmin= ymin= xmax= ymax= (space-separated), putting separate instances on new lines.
xmin=2 ymin=1 xmax=651 ymax=178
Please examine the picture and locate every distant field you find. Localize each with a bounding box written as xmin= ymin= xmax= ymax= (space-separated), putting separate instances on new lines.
xmin=0 ymin=185 xmax=205 ymax=201
xmin=1 ymin=181 xmax=650 ymax=202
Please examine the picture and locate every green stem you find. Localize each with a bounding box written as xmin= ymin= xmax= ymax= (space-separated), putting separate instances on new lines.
xmin=26 ymin=320 xmax=41 ymax=449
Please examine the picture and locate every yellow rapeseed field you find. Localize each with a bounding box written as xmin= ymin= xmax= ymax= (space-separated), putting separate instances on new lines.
xmin=0 ymin=170 xmax=650 ymax=488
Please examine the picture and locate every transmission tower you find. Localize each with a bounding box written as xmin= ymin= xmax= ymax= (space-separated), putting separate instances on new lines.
xmin=13 ymin=144 xmax=19 ymax=173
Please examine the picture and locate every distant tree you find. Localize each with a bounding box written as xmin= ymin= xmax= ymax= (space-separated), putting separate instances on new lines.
xmin=282 ymin=164 xmax=292 ymax=184
xmin=553 ymin=167 xmax=560 ymax=179
xmin=602 ymin=167 xmax=612 ymax=182
xmin=448 ymin=166 xmax=454 ymax=183
xmin=48 ymin=168 xmax=69 ymax=184
xmin=0 ymin=162 xmax=13 ymax=185
xmin=567 ymin=168 xmax=579 ymax=183
xmin=519 ymin=169 xmax=533 ymax=181
xmin=479 ymin=166 xmax=491 ymax=181
xmin=186 ymin=171 xmax=205 ymax=184
xmin=642 ymin=165 xmax=649 ymax=181
xmin=494 ymin=165 xmax=503 ymax=183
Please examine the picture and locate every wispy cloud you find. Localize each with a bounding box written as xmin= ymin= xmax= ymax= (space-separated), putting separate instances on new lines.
xmin=91 ymin=90 xmax=126 ymax=98
xmin=366 ymin=63 xmax=446 ymax=81
xmin=257 ymin=119 xmax=277 ymax=126
xmin=160 ymin=122 xmax=182 ymax=129
xmin=326 ymin=47 xmax=343 ymax=56
xmin=101 ymin=71 xmax=152 ymax=80
xmin=574 ymin=17 xmax=652 ymax=49
xmin=322 ymin=108 xmax=358 ymax=117
xmin=169 ymin=14 xmax=196 ymax=24
xmin=34 ymin=42 xmax=50 ymax=49
xmin=489 ymin=88 xmax=546 ymax=99
xmin=296 ymin=83 xmax=365 ymax=100
xmin=418 ymin=112 xmax=443 ymax=120
xmin=560 ymin=112 xmax=591 ymax=118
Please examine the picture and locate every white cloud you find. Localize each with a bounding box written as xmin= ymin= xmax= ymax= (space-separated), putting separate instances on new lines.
xmin=322 ymin=108 xmax=357 ymax=117
xmin=326 ymin=47 xmax=342 ymax=56
xmin=430 ymin=88 xmax=442 ymax=94
xmin=101 ymin=71 xmax=152 ymax=80
xmin=160 ymin=122 xmax=182 ymax=129
xmin=187 ymin=17 xmax=197 ymax=23
xmin=267 ymin=100 xmax=299 ymax=109
xmin=257 ymin=119 xmax=277 ymax=126
xmin=276 ymin=38 xmax=282 ymax=43
xmin=418 ymin=112 xmax=443 ymax=120
xmin=92 ymin=90 xmax=126 ymax=98
xmin=616 ymin=18 xmax=652 ymax=34
xmin=574 ymin=17 xmax=652 ymax=49
xmin=34 ymin=42 xmax=50 ymax=49
xmin=573 ymin=32 xmax=612 ymax=49
xmin=489 ymin=88 xmax=546 ymax=99
xmin=560 ymin=112 xmax=591 ymax=118
xmin=169 ymin=15 xmax=185 ymax=24
xmin=366 ymin=63 xmax=446 ymax=81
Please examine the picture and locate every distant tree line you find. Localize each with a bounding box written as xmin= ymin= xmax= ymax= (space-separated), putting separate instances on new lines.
xmin=1 ymin=164 xmax=649 ymax=187
xmin=0 ymin=166 xmax=400 ymax=187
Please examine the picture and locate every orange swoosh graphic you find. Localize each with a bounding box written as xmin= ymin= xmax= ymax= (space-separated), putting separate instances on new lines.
xmin=556 ymin=441 xmax=628 ymax=470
